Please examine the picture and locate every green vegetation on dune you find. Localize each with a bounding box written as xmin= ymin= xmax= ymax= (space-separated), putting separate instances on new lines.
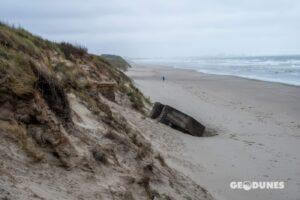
xmin=0 ymin=22 xmax=149 ymax=114
xmin=0 ymin=22 xmax=59 ymax=57
xmin=0 ymin=21 xmax=152 ymax=164
xmin=101 ymin=54 xmax=131 ymax=71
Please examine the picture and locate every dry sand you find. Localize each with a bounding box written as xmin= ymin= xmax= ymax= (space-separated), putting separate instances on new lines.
xmin=126 ymin=64 xmax=300 ymax=200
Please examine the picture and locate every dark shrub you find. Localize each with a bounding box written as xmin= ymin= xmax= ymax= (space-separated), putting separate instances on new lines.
xmin=32 ymin=66 xmax=71 ymax=122
xmin=59 ymin=42 xmax=87 ymax=60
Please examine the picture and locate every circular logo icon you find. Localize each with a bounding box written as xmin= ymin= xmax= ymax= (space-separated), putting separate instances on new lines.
xmin=243 ymin=181 xmax=252 ymax=191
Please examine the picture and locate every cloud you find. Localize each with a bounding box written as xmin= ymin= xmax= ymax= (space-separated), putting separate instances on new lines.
xmin=1 ymin=0 xmax=300 ymax=57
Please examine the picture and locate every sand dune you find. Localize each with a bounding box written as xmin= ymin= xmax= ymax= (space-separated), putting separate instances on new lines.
xmin=127 ymin=64 xmax=300 ymax=200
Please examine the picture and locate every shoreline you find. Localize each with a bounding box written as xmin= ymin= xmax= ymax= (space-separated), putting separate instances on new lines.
xmin=130 ymin=62 xmax=300 ymax=88
xmin=127 ymin=63 xmax=300 ymax=200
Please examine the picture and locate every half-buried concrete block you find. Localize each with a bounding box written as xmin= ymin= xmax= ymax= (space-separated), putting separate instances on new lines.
xmin=150 ymin=102 xmax=205 ymax=137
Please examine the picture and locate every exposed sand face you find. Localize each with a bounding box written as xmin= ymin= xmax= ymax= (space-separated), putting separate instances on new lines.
xmin=127 ymin=64 xmax=300 ymax=200
xmin=0 ymin=92 xmax=214 ymax=200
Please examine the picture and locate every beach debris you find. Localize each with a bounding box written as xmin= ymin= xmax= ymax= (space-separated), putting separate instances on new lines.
xmin=150 ymin=102 xmax=205 ymax=137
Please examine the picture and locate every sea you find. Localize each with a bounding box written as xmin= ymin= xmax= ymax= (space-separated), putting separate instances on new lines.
xmin=131 ymin=55 xmax=300 ymax=86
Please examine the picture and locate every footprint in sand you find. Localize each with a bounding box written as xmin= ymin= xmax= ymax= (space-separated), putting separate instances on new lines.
xmin=242 ymin=140 xmax=255 ymax=146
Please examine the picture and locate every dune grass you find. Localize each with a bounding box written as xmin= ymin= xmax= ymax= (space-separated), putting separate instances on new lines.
xmin=0 ymin=21 xmax=149 ymax=116
xmin=58 ymin=42 xmax=88 ymax=60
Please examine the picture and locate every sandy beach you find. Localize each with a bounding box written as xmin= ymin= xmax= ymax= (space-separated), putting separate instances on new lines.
xmin=126 ymin=64 xmax=300 ymax=200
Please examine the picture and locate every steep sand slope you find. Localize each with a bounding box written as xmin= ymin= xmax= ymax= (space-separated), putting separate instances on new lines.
xmin=127 ymin=64 xmax=300 ymax=200
xmin=0 ymin=91 xmax=215 ymax=200
xmin=0 ymin=24 xmax=214 ymax=200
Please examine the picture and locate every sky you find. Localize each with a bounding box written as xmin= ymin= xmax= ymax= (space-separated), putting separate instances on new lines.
xmin=1 ymin=0 xmax=300 ymax=57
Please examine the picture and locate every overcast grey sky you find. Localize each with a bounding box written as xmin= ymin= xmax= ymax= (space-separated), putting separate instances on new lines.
xmin=1 ymin=0 xmax=300 ymax=57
